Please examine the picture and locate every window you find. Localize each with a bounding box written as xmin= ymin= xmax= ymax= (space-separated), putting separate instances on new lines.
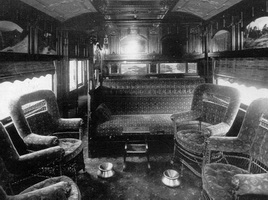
xmin=160 ymin=63 xmax=186 ymax=73
xmin=121 ymin=63 xmax=147 ymax=75
xmin=0 ymin=75 xmax=53 ymax=120
xmin=217 ymin=79 xmax=268 ymax=106
xmin=77 ymin=61 xmax=84 ymax=87
xmin=69 ymin=59 xmax=85 ymax=91
xmin=106 ymin=62 xmax=198 ymax=76
xmin=69 ymin=60 xmax=77 ymax=91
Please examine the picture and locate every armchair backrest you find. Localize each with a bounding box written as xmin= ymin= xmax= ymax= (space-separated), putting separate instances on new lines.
xmin=9 ymin=90 xmax=60 ymax=137
xmin=191 ymin=83 xmax=241 ymax=126
xmin=247 ymin=98 xmax=268 ymax=169
xmin=237 ymin=98 xmax=268 ymax=149
xmin=0 ymin=122 xmax=22 ymax=163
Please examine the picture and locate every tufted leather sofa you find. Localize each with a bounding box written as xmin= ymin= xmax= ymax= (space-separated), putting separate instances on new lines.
xmin=88 ymin=77 xmax=205 ymax=156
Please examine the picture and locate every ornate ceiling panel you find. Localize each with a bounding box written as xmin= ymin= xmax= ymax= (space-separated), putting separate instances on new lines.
xmin=20 ymin=0 xmax=243 ymax=22
xmin=172 ymin=0 xmax=243 ymax=20
xmin=20 ymin=0 xmax=97 ymax=22
xmin=91 ymin=0 xmax=177 ymax=20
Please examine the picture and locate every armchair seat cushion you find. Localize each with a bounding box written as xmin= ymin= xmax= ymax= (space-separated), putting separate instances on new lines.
xmin=232 ymin=173 xmax=268 ymax=196
xmin=175 ymin=129 xmax=209 ymax=154
xmin=58 ymin=138 xmax=85 ymax=174
xmin=59 ymin=138 xmax=83 ymax=163
xmin=203 ymin=163 xmax=248 ymax=200
xmin=96 ymin=114 xmax=173 ymax=136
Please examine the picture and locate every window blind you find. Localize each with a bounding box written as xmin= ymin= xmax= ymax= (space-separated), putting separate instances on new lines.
xmin=214 ymin=57 xmax=268 ymax=89
xmin=0 ymin=61 xmax=55 ymax=82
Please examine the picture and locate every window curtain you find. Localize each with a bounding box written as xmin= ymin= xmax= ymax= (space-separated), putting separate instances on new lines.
xmin=214 ymin=57 xmax=268 ymax=89
xmin=0 ymin=61 xmax=55 ymax=83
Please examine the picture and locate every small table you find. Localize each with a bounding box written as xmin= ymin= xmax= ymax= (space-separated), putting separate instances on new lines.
xmin=122 ymin=127 xmax=150 ymax=170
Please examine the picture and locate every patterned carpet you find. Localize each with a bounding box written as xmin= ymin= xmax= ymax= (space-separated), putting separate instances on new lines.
xmin=77 ymin=153 xmax=202 ymax=200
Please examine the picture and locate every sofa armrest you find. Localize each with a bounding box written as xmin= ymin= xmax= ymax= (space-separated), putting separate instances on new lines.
xmin=232 ymin=173 xmax=268 ymax=196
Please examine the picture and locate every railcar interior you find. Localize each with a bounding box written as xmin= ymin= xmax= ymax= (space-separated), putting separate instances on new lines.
xmin=0 ymin=0 xmax=268 ymax=199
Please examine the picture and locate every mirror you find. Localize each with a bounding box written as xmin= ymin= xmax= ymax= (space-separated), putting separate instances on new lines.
xmin=244 ymin=17 xmax=268 ymax=49
xmin=0 ymin=21 xmax=28 ymax=53
xmin=212 ymin=30 xmax=231 ymax=52
xmin=120 ymin=35 xmax=147 ymax=54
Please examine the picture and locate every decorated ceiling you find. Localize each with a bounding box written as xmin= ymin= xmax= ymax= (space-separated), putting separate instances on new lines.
xmin=172 ymin=0 xmax=243 ymax=20
xmin=20 ymin=0 xmax=243 ymax=22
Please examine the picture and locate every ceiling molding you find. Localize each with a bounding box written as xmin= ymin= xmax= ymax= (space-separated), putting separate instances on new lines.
xmin=19 ymin=0 xmax=244 ymax=23
xmin=20 ymin=0 xmax=97 ymax=22
xmin=172 ymin=0 xmax=243 ymax=20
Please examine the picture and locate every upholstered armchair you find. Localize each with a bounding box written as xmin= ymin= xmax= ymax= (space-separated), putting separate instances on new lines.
xmin=0 ymin=122 xmax=64 ymax=184
xmin=8 ymin=90 xmax=85 ymax=178
xmin=0 ymin=176 xmax=81 ymax=200
xmin=8 ymin=90 xmax=84 ymax=141
xmin=202 ymin=98 xmax=268 ymax=200
xmin=171 ymin=83 xmax=241 ymax=176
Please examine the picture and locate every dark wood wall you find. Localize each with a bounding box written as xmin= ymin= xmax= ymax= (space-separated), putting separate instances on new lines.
xmin=0 ymin=0 xmax=95 ymax=118
xmin=1 ymin=0 xmax=268 ymax=116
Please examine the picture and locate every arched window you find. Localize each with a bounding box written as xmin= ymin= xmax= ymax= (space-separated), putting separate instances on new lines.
xmin=212 ymin=30 xmax=231 ymax=52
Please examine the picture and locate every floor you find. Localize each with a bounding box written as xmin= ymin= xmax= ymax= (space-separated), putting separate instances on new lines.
xmin=76 ymin=132 xmax=203 ymax=200
xmin=77 ymin=153 xmax=203 ymax=200
xmin=10 ymin=130 xmax=203 ymax=200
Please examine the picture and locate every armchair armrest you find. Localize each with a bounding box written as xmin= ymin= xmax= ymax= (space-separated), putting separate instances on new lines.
xmin=204 ymin=122 xmax=231 ymax=137
xmin=206 ymin=136 xmax=251 ymax=153
xmin=57 ymin=118 xmax=83 ymax=131
xmin=14 ymin=181 xmax=71 ymax=200
xmin=170 ymin=110 xmax=201 ymax=122
xmin=19 ymin=146 xmax=64 ymax=167
xmin=56 ymin=118 xmax=83 ymax=139
xmin=23 ymin=133 xmax=59 ymax=150
xmin=232 ymin=173 xmax=268 ymax=196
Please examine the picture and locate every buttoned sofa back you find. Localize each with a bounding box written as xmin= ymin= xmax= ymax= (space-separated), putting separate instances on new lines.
xmin=92 ymin=78 xmax=205 ymax=115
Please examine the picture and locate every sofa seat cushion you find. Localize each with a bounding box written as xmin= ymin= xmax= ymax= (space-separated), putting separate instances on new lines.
xmin=96 ymin=114 xmax=173 ymax=136
xmin=203 ymin=163 xmax=249 ymax=200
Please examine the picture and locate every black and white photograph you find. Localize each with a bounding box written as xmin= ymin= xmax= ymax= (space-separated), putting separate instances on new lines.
xmin=0 ymin=0 xmax=268 ymax=200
